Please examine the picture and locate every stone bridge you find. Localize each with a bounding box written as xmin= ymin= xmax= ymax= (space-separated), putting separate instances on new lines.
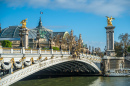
xmin=0 ymin=47 xmax=101 ymax=86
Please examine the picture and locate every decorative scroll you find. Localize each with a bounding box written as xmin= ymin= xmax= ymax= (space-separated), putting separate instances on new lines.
xmin=14 ymin=61 xmax=22 ymax=69
xmin=33 ymin=60 xmax=39 ymax=64
xmin=45 ymin=57 xmax=48 ymax=60
xmin=25 ymin=61 xmax=31 ymax=66
xmin=2 ymin=62 xmax=12 ymax=70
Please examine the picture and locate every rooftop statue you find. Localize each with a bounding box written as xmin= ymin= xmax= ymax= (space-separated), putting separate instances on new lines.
xmin=20 ymin=18 xmax=27 ymax=28
xmin=106 ymin=16 xmax=115 ymax=26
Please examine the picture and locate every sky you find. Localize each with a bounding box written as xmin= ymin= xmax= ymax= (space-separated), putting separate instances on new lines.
xmin=0 ymin=0 xmax=130 ymax=51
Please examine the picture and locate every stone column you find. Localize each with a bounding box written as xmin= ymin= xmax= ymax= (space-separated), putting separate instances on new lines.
xmin=23 ymin=28 xmax=29 ymax=49
xmin=105 ymin=26 xmax=115 ymax=56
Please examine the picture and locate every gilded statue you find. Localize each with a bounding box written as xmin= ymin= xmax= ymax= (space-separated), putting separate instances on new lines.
xmin=20 ymin=18 xmax=27 ymax=28
xmin=106 ymin=16 xmax=115 ymax=26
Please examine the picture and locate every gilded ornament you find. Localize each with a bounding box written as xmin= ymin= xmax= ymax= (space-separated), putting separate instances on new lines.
xmin=106 ymin=16 xmax=115 ymax=26
xmin=20 ymin=18 xmax=27 ymax=28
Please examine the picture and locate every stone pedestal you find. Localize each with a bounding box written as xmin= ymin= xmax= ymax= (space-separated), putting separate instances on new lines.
xmin=105 ymin=26 xmax=115 ymax=56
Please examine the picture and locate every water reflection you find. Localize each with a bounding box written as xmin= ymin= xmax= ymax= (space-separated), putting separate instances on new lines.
xmin=89 ymin=77 xmax=102 ymax=86
xmin=11 ymin=76 xmax=130 ymax=86
xmin=90 ymin=77 xmax=130 ymax=86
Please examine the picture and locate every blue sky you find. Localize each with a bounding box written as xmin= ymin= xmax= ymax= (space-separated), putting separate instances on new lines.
xmin=0 ymin=0 xmax=130 ymax=51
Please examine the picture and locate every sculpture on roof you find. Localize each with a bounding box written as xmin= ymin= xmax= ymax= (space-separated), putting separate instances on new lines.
xmin=20 ymin=18 xmax=27 ymax=28
xmin=106 ymin=16 xmax=115 ymax=26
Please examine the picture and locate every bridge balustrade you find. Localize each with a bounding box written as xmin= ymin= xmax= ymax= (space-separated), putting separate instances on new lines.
xmin=41 ymin=50 xmax=46 ymax=54
xmin=0 ymin=47 xmax=70 ymax=55
xmin=25 ymin=49 xmax=31 ymax=54
xmin=80 ymin=54 xmax=101 ymax=62
xmin=13 ymin=49 xmax=21 ymax=54
xmin=57 ymin=51 xmax=61 ymax=54
xmin=3 ymin=48 xmax=11 ymax=54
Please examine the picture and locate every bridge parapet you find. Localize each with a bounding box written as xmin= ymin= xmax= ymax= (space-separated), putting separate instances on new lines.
xmin=80 ymin=54 xmax=101 ymax=63
xmin=0 ymin=46 xmax=70 ymax=55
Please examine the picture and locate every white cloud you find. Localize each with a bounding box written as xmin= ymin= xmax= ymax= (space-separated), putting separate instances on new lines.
xmin=2 ymin=0 xmax=130 ymax=16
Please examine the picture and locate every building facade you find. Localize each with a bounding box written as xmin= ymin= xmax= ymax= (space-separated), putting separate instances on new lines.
xmin=0 ymin=17 xmax=69 ymax=49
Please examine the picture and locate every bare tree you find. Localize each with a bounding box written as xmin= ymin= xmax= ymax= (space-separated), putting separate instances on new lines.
xmin=118 ymin=33 xmax=130 ymax=48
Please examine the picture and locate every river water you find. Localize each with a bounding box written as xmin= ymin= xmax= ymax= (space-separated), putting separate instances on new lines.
xmin=11 ymin=76 xmax=130 ymax=86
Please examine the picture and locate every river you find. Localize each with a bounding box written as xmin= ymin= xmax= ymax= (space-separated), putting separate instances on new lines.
xmin=11 ymin=76 xmax=130 ymax=86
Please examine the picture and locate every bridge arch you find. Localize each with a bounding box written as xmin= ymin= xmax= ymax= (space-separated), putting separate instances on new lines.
xmin=39 ymin=60 xmax=100 ymax=75
xmin=0 ymin=57 xmax=101 ymax=86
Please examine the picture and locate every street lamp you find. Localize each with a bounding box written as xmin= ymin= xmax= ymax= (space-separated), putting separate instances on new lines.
xmin=122 ymin=45 xmax=127 ymax=57
xmin=85 ymin=44 xmax=88 ymax=54
xmin=49 ymin=33 xmax=52 ymax=49
xmin=76 ymin=41 xmax=80 ymax=58
xmin=123 ymin=46 xmax=127 ymax=57
xmin=67 ymin=38 xmax=69 ymax=51
xmin=59 ymin=36 xmax=62 ymax=50
xmin=53 ymin=36 xmax=56 ymax=47
xmin=76 ymin=41 xmax=78 ymax=48
xmin=104 ymin=46 xmax=107 ymax=55
xmin=95 ymin=48 xmax=97 ymax=56
xmin=36 ymin=30 xmax=40 ymax=48
xmin=0 ymin=23 xmax=1 ymax=33
xmin=89 ymin=46 xmax=91 ymax=54
xmin=124 ymin=48 xmax=127 ymax=57
xmin=92 ymin=46 xmax=94 ymax=55
xmin=19 ymin=28 xmax=24 ymax=47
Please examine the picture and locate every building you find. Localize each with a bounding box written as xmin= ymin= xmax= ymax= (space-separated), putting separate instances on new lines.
xmin=0 ymin=17 xmax=69 ymax=49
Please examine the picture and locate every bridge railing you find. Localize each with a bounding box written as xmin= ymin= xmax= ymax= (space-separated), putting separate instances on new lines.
xmin=80 ymin=54 xmax=102 ymax=62
xmin=0 ymin=46 xmax=70 ymax=55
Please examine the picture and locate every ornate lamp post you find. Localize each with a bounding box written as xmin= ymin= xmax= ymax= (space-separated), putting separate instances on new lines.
xmin=122 ymin=45 xmax=127 ymax=57
xmin=89 ymin=45 xmax=91 ymax=54
xmin=124 ymin=48 xmax=127 ymax=57
xmin=19 ymin=28 xmax=24 ymax=47
xmin=85 ymin=44 xmax=88 ymax=54
xmin=67 ymin=38 xmax=69 ymax=51
xmin=36 ymin=30 xmax=40 ymax=48
xmin=76 ymin=41 xmax=79 ymax=58
xmin=0 ymin=23 xmax=1 ymax=33
xmin=53 ymin=36 xmax=56 ymax=47
xmin=95 ymin=48 xmax=97 ymax=56
xmin=92 ymin=46 xmax=94 ymax=55
xmin=59 ymin=36 xmax=62 ymax=50
xmin=49 ymin=33 xmax=52 ymax=49
xmin=104 ymin=46 xmax=107 ymax=55
xmin=76 ymin=41 xmax=78 ymax=50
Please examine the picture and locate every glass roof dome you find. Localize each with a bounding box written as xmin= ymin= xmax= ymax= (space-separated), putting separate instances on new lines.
xmin=0 ymin=26 xmax=37 ymax=39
